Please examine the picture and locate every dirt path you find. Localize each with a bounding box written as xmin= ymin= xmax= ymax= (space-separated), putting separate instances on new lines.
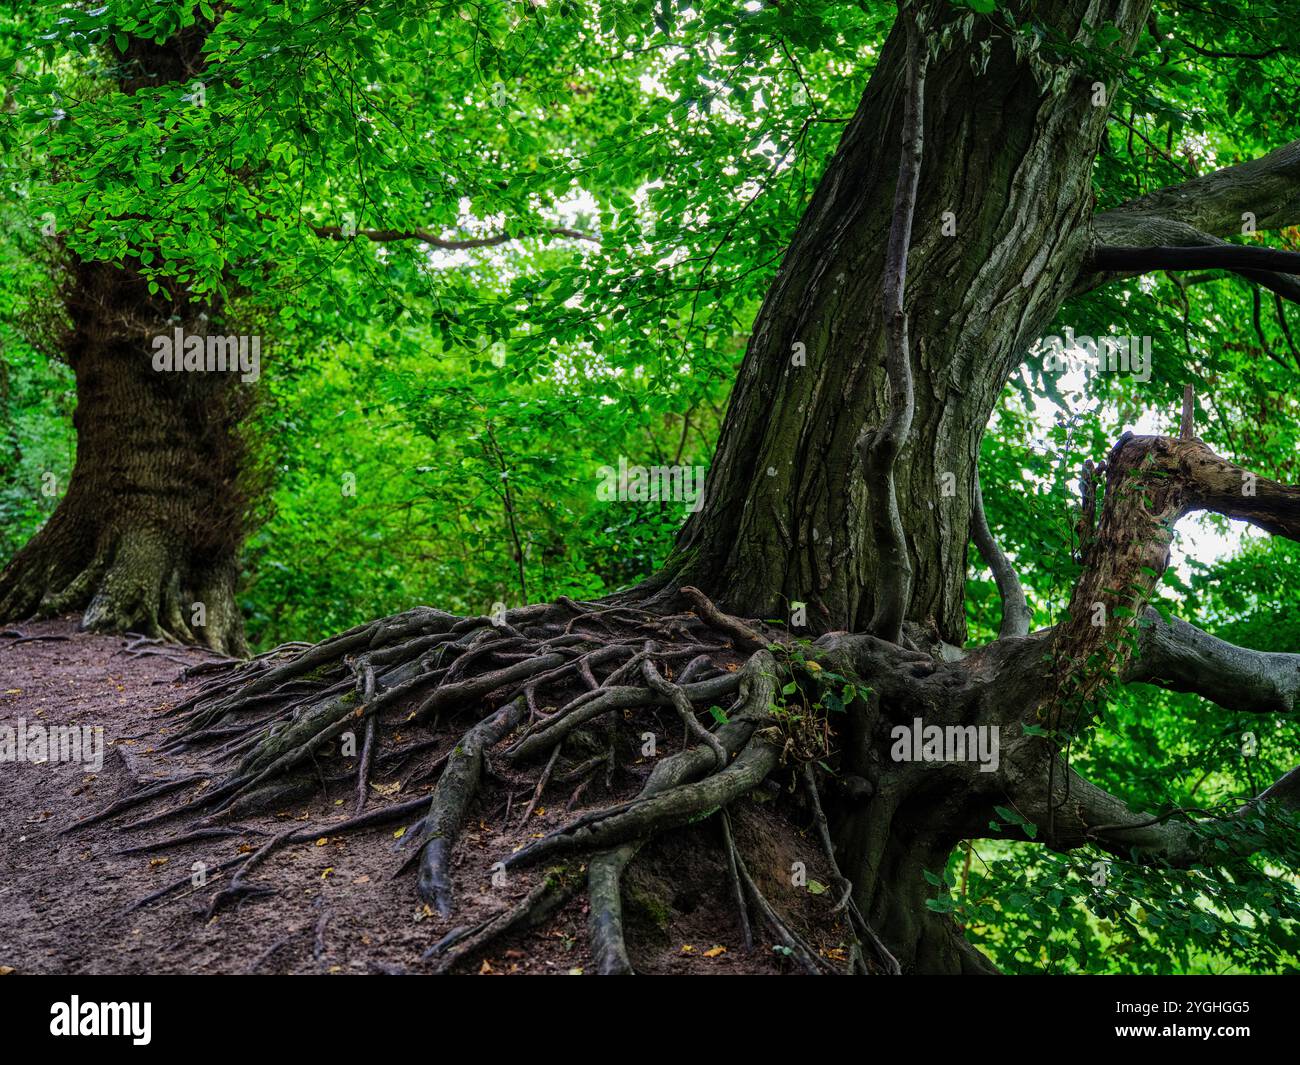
xmin=0 ymin=620 xmax=835 ymax=974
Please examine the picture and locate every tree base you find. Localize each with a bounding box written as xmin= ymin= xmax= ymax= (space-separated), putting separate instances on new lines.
xmin=0 ymin=522 xmax=247 ymax=657
xmin=69 ymin=590 xmax=989 ymax=974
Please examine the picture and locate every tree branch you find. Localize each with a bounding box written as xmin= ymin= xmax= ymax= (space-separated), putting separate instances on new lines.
xmin=1125 ymin=609 xmax=1300 ymax=716
xmin=1186 ymin=468 xmax=1300 ymax=541
xmin=1178 ymin=383 xmax=1195 ymax=439
xmin=970 ymin=466 xmax=1030 ymax=639
xmin=1081 ymin=140 xmax=1300 ymax=301
xmin=1107 ymin=112 xmax=1194 ymax=178
xmin=1097 ymin=138 xmax=1300 ymax=240
xmin=1003 ymin=755 xmax=1300 ymax=867
xmin=1081 ymin=226 xmax=1300 ymax=308
xmin=991 ymin=426 xmax=1300 ymax=862
xmin=310 ymin=222 xmax=598 ymax=250
xmin=1174 ymin=37 xmax=1286 ymax=61
xmin=1041 ymin=433 xmax=1300 ymax=721
xmin=1087 ymin=243 xmax=1300 ymax=277
xmin=860 ymin=9 xmax=926 ymax=645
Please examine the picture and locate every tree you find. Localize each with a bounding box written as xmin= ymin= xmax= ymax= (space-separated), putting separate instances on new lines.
xmin=0 ymin=3 xmax=602 ymax=652
xmin=20 ymin=0 xmax=1300 ymax=973
xmin=0 ymin=18 xmax=255 ymax=653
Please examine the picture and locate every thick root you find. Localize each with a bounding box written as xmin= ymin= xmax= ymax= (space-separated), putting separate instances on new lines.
xmin=423 ymin=865 xmax=583 ymax=974
xmin=83 ymin=591 xmax=864 ymax=974
xmin=405 ymin=697 xmax=529 ymax=916
xmin=505 ymin=732 xmax=782 ymax=869
xmin=585 ymin=649 xmax=779 ymax=973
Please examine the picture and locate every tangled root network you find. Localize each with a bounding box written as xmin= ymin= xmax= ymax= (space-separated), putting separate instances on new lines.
xmin=70 ymin=588 xmax=898 ymax=975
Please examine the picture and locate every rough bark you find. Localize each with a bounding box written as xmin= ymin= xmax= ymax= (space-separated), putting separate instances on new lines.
xmin=0 ymin=256 xmax=253 ymax=654
xmin=1097 ymin=137 xmax=1300 ymax=241
xmin=662 ymin=0 xmax=1152 ymax=644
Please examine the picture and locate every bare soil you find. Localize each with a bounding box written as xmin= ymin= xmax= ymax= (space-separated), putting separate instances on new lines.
xmin=0 ymin=619 xmax=845 ymax=975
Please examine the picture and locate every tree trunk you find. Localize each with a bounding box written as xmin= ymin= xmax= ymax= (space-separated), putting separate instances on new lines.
xmin=0 ymin=256 xmax=252 ymax=655
xmin=665 ymin=0 xmax=1149 ymax=644
xmin=0 ymin=21 xmax=252 ymax=654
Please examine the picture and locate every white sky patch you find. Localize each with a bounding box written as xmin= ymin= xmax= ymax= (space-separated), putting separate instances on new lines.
xmin=1129 ymin=407 xmax=1260 ymax=580
xmin=1179 ymin=129 xmax=1216 ymax=170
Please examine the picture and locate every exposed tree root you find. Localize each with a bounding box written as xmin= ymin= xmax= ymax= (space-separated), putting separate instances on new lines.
xmin=114 ymin=825 xmax=255 ymax=857
xmin=247 ymin=932 xmax=303 ymax=974
xmin=719 ymin=810 xmax=754 ymax=952
xmin=503 ymin=730 xmax=780 ymax=870
xmin=732 ymin=846 xmax=835 ymax=975
xmin=801 ymin=763 xmax=901 ymax=975
xmin=204 ymin=828 xmax=295 ymax=918
xmin=404 ymin=697 xmax=529 ymax=916
xmin=60 ymin=773 xmax=207 ymax=835
xmin=585 ymin=649 xmax=778 ymax=973
xmin=1 ymin=629 xmax=71 ymax=644
xmin=423 ymin=865 xmax=582 ymax=974
xmin=125 ymin=854 xmax=249 ymax=914
xmin=76 ymin=590 xmax=902 ymax=973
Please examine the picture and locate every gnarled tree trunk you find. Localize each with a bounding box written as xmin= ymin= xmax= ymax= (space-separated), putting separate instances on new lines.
xmin=0 ymin=21 xmax=252 ymax=654
xmin=0 ymin=256 xmax=252 ymax=654
xmin=665 ymin=0 xmax=1147 ymax=644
